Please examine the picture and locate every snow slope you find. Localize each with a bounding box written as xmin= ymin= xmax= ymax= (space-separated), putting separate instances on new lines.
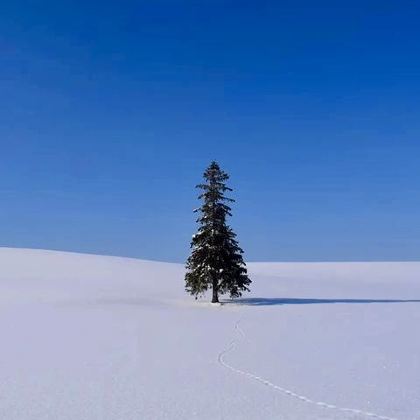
xmin=0 ymin=247 xmax=419 ymax=420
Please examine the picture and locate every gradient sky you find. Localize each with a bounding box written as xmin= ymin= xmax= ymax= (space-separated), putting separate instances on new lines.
xmin=1 ymin=1 xmax=420 ymax=262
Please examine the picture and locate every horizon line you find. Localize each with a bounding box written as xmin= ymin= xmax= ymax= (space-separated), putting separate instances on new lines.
xmin=1 ymin=246 xmax=419 ymax=265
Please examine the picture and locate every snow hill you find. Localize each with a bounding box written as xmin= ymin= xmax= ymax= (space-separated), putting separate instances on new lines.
xmin=0 ymin=247 xmax=419 ymax=420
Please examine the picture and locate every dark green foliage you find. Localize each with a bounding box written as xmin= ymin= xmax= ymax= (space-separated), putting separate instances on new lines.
xmin=185 ymin=161 xmax=251 ymax=303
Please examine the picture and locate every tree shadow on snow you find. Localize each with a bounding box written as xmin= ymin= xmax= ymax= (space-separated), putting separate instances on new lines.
xmin=225 ymin=297 xmax=420 ymax=306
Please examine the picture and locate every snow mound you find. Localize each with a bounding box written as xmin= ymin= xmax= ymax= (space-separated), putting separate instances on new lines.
xmin=0 ymin=247 xmax=419 ymax=420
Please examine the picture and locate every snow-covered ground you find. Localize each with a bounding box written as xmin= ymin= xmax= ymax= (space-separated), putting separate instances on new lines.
xmin=0 ymin=247 xmax=419 ymax=420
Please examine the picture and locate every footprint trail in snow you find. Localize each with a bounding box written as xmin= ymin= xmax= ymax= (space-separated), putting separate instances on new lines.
xmin=217 ymin=318 xmax=397 ymax=420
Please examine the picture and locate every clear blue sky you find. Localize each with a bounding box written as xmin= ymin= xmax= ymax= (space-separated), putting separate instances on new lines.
xmin=1 ymin=1 xmax=420 ymax=262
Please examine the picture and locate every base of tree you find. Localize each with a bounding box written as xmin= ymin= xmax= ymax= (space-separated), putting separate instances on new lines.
xmin=211 ymin=296 xmax=219 ymax=303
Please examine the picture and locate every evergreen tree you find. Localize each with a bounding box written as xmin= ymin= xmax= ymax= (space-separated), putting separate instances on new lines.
xmin=185 ymin=161 xmax=251 ymax=303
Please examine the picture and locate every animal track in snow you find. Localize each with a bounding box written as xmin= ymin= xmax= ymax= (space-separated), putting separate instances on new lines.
xmin=217 ymin=318 xmax=397 ymax=420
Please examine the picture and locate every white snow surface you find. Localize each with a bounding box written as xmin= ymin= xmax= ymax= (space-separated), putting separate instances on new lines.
xmin=0 ymin=247 xmax=419 ymax=420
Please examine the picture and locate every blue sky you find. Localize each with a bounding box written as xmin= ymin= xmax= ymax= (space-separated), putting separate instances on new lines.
xmin=1 ymin=1 xmax=420 ymax=262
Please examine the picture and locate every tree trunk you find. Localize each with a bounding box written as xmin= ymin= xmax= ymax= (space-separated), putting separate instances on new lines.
xmin=211 ymin=278 xmax=219 ymax=303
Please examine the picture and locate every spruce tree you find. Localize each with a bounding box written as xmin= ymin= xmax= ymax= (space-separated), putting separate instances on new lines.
xmin=185 ymin=161 xmax=251 ymax=303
